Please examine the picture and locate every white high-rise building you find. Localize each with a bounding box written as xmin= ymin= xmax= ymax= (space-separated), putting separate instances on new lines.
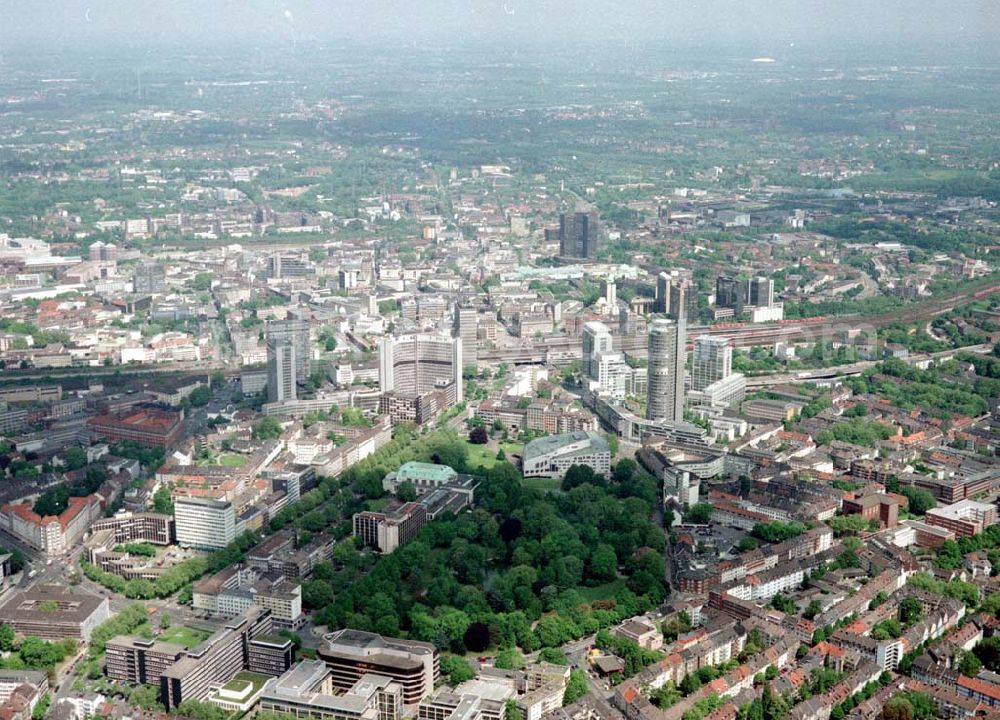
xmin=596 ymin=351 xmax=629 ymax=400
xmin=379 ymin=334 xmax=463 ymax=405
xmin=692 ymin=336 xmax=733 ymax=391
xmin=647 ymin=318 xmax=686 ymax=422
xmin=174 ymin=497 xmax=236 ymax=550
xmin=452 ymin=305 xmax=478 ymax=369
xmin=582 ymin=321 xmax=613 ymax=380
xmin=655 ymin=271 xmax=674 ymax=313
xmin=602 ymin=276 xmax=617 ymax=308
xmin=267 ymin=338 xmax=297 ymax=404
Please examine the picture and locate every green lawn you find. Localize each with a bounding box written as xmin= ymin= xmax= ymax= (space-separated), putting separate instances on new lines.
xmin=159 ymin=625 xmax=211 ymax=648
xmin=466 ymin=442 xmax=524 ymax=471
xmin=195 ymin=452 xmax=246 ymax=467
xmin=521 ymin=476 xmax=563 ymax=493
xmin=222 ymin=671 xmax=269 ymax=695
xmin=499 ymin=442 xmax=523 ymax=458
xmin=467 ymin=443 xmax=500 ymax=469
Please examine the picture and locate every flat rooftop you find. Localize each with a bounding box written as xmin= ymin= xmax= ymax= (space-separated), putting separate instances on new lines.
xmin=322 ymin=629 xmax=436 ymax=662
xmin=264 ymin=663 xmax=395 ymax=714
xmin=453 ymin=678 xmax=515 ymax=703
xmin=107 ymin=635 xmax=187 ymax=656
xmin=0 ymin=585 xmax=105 ymax=624
xmin=926 ymin=499 xmax=994 ymax=521
xmin=392 ymin=461 xmax=457 ymax=482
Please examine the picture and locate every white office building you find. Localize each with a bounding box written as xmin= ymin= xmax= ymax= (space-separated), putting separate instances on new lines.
xmin=175 ymin=497 xmax=236 ymax=550
xmin=596 ymin=351 xmax=629 ymax=400
xmin=378 ymin=334 xmax=463 ymax=405
xmin=582 ymin=321 xmax=613 ymax=380
xmin=686 ymin=372 xmax=747 ymax=410
xmin=691 ymin=336 xmax=733 ymax=391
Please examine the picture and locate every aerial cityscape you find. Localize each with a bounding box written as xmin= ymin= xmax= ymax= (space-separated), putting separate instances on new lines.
xmin=0 ymin=2 xmax=998 ymax=719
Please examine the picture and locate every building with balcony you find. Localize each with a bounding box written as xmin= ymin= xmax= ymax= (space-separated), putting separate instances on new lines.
xmin=317 ymin=630 xmax=438 ymax=706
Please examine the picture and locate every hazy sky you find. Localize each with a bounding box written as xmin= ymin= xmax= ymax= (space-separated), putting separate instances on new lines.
xmin=2 ymin=0 xmax=999 ymax=53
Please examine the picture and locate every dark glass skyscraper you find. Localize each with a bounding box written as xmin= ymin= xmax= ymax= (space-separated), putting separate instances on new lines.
xmin=558 ymin=211 xmax=599 ymax=258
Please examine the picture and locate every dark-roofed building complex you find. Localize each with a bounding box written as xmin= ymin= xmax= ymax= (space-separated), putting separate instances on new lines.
xmin=317 ymin=629 xmax=438 ymax=706
xmin=0 ymin=585 xmax=110 ymax=642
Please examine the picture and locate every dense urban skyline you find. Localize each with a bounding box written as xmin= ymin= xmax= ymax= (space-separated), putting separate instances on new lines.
xmin=0 ymin=6 xmax=997 ymax=720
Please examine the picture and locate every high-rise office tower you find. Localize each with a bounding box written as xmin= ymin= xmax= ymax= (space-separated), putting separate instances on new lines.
xmin=558 ymin=211 xmax=600 ymax=258
xmin=582 ymin=321 xmax=613 ymax=380
xmin=692 ymin=336 xmax=733 ymax=391
xmin=668 ymin=281 xmax=697 ymax=323
xmin=267 ymin=338 xmax=297 ymax=403
xmin=596 ymin=351 xmax=629 ymax=400
xmin=715 ymin=276 xmax=743 ymax=310
xmin=452 ymin=305 xmax=478 ymax=369
xmin=655 ymin=272 xmax=671 ymax=313
xmin=378 ymin=334 xmax=463 ymax=405
xmin=266 ymin=319 xmax=310 ymax=386
xmin=174 ymin=497 xmax=236 ymax=550
xmin=647 ymin=318 xmax=686 ymax=422
xmin=89 ymin=241 xmax=119 ymax=263
xmin=338 ymin=268 xmax=360 ymax=291
xmin=619 ymin=307 xmax=637 ymax=336
xmin=748 ymin=276 xmax=775 ymax=308
xmin=601 ymin=276 xmax=617 ymax=307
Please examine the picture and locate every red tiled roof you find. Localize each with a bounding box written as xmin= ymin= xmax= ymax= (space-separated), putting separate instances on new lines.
xmin=958 ymin=675 xmax=1000 ymax=701
xmin=708 ymin=678 xmax=729 ymax=694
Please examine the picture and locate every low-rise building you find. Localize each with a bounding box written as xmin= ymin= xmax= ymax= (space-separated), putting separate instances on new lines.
xmin=841 ymin=493 xmax=899 ymax=529
xmin=353 ymin=503 xmax=427 ymax=554
xmin=208 ymin=672 xmax=270 ymax=714
xmin=0 ymin=585 xmax=109 ymax=642
xmin=87 ymin=406 xmax=184 ymax=448
xmin=260 ymin=661 xmax=404 ymax=720
xmin=0 ymin=671 xmax=47 ymax=720
xmin=615 ymin=619 xmax=663 ymax=651
xmin=193 ymin=565 xmax=304 ymax=629
xmin=90 ymin=511 xmax=174 ymax=545
xmin=159 ymin=607 xmax=281 ymax=709
xmin=105 ymin=637 xmax=186 ymax=687
xmin=382 ymin=461 xmax=457 ymax=493
xmin=522 ymin=431 xmax=611 ymax=479
xmin=0 ymin=495 xmax=102 ymax=558
xmin=925 ymin=499 xmax=997 ymax=537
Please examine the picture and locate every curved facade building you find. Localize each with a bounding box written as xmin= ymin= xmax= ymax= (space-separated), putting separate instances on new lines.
xmin=318 ymin=629 xmax=439 ymax=706
xmin=378 ymin=334 xmax=463 ymax=405
xmin=647 ymin=319 xmax=685 ymax=422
